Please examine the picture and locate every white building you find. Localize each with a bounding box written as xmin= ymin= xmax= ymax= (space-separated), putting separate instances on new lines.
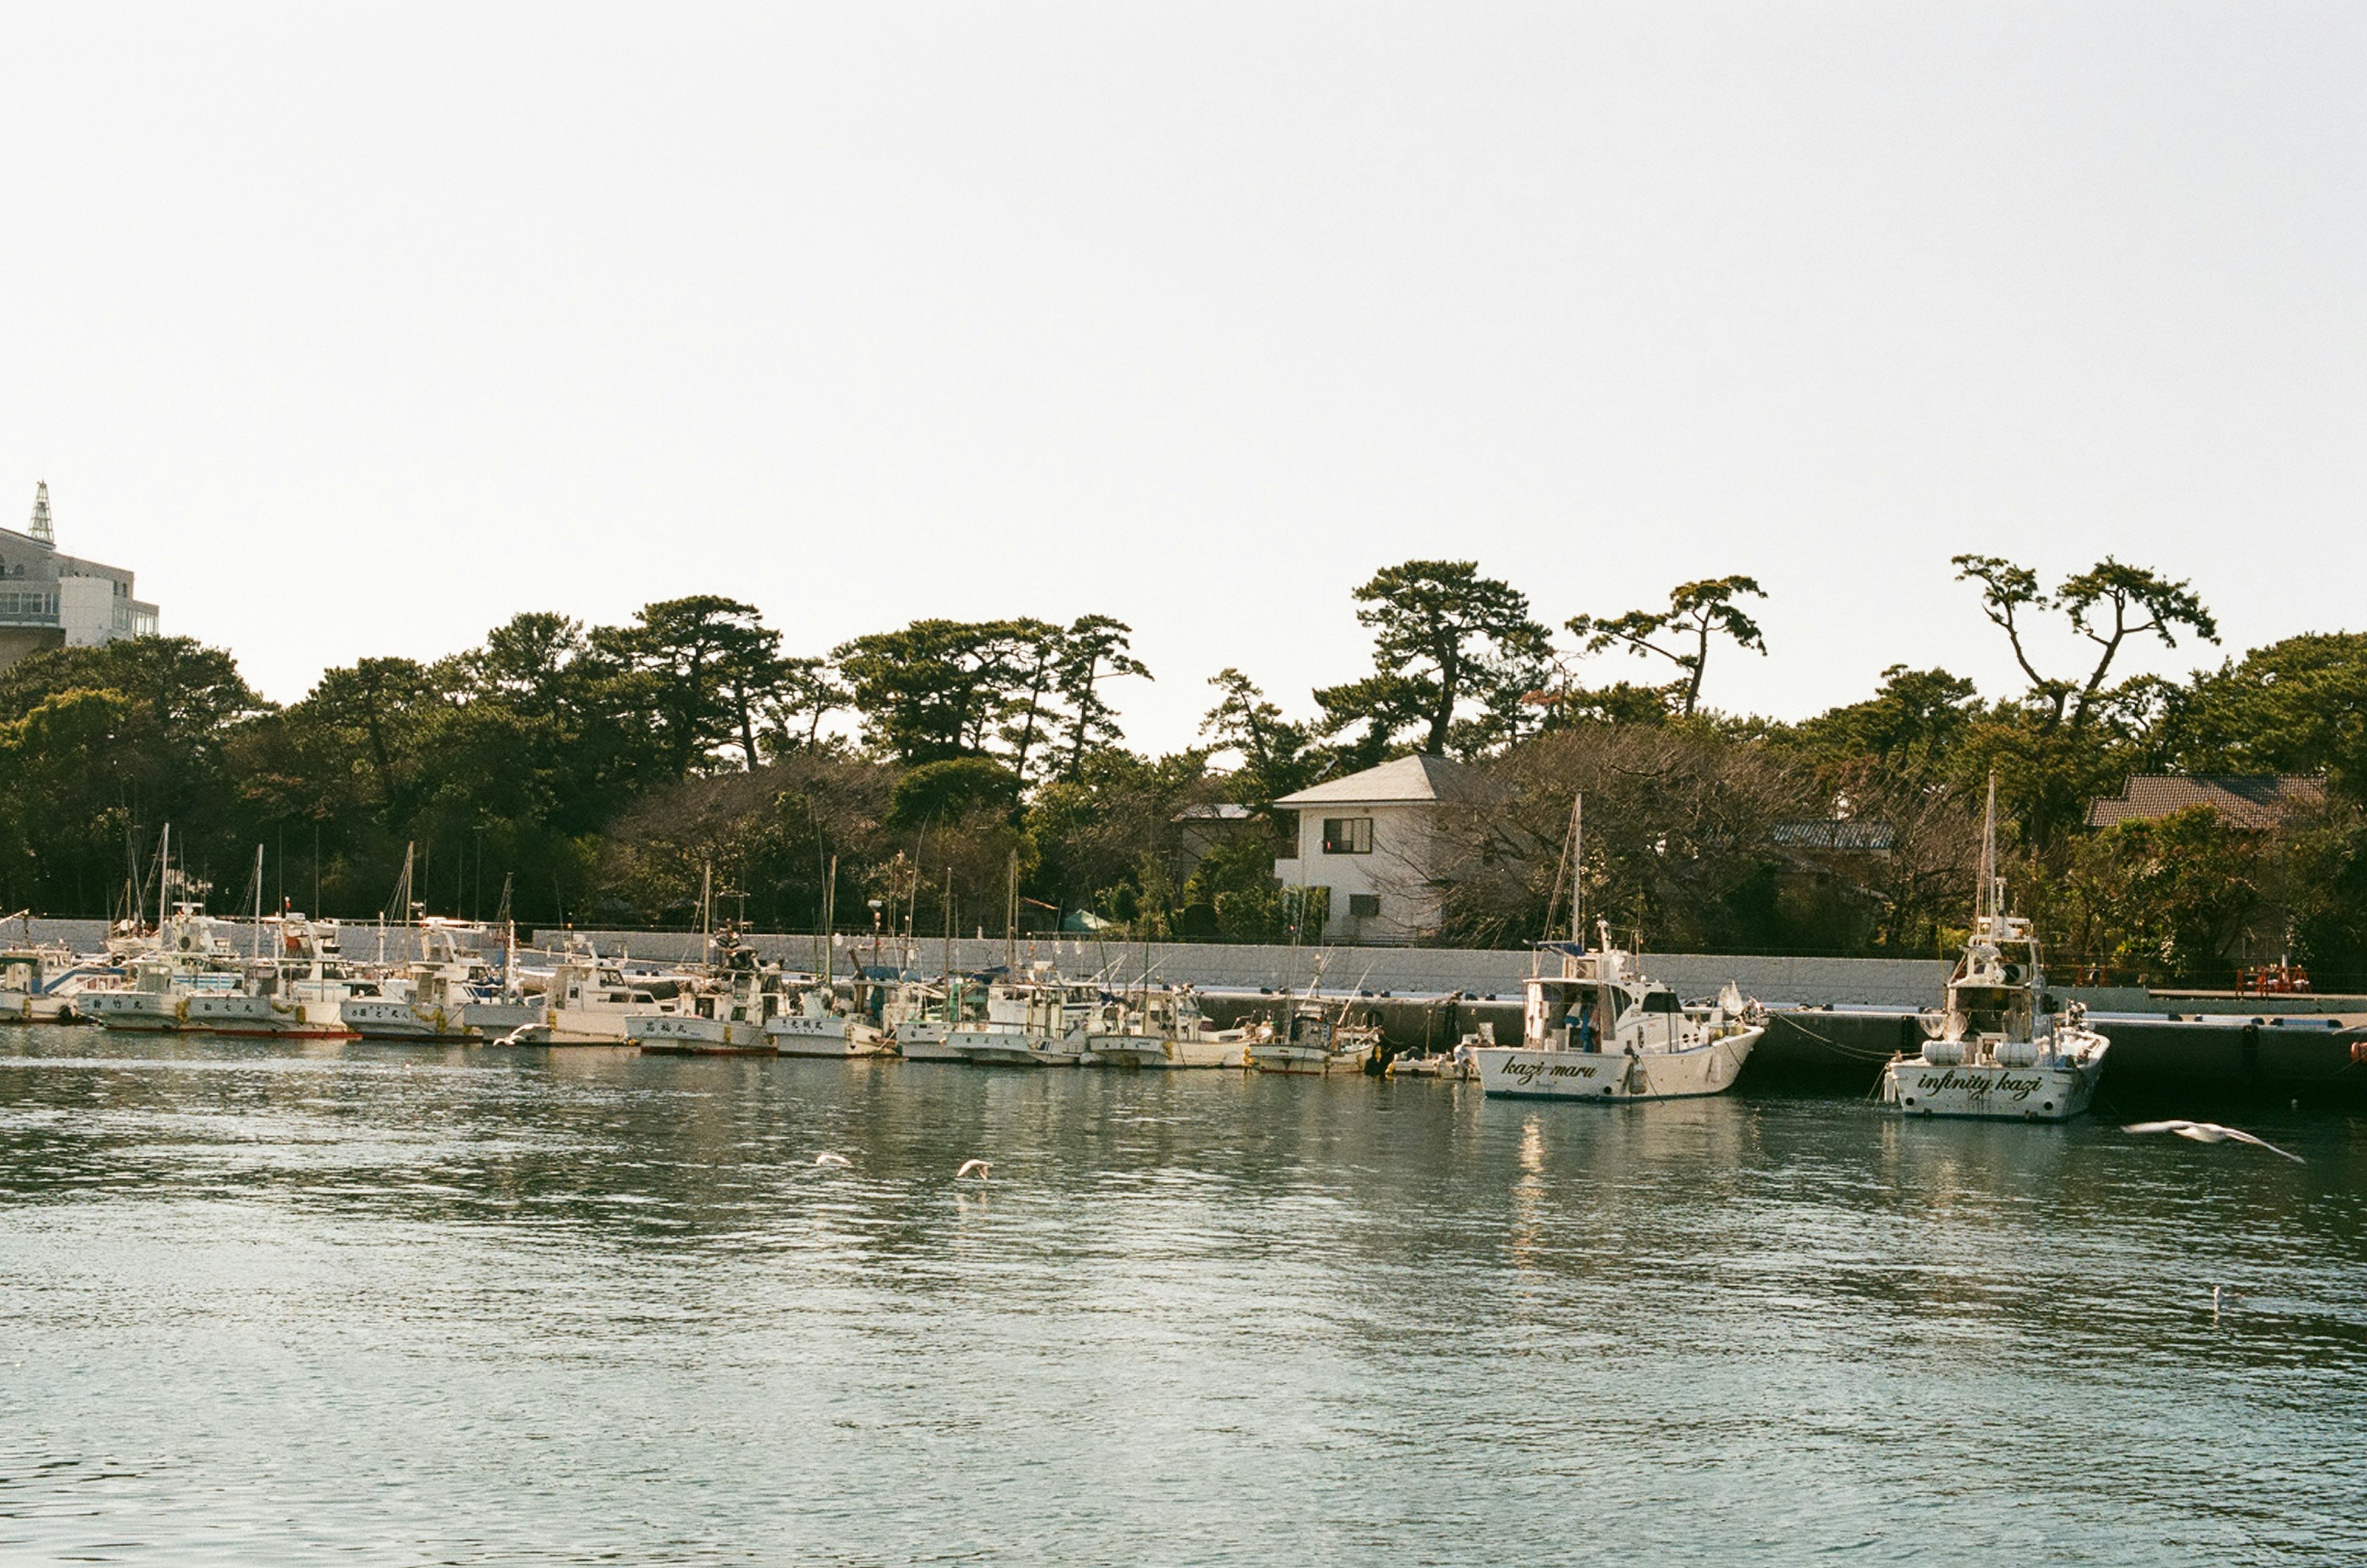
xmin=1272 ymin=754 xmax=1479 ymax=944
xmin=0 ymin=483 xmax=160 ymax=669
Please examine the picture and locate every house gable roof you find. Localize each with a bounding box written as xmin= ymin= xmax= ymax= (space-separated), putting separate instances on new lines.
xmin=1273 ymin=753 xmax=1478 ymax=807
xmin=2085 ymin=774 xmax=2325 ymax=831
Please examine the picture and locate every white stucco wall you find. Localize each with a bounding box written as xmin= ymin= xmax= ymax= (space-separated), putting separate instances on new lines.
xmin=1275 ymin=801 xmax=1443 ymax=943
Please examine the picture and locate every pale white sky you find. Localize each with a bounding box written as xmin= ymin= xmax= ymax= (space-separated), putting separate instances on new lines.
xmin=3 ymin=2 xmax=2361 ymax=753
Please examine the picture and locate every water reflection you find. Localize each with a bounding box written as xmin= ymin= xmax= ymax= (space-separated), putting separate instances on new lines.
xmin=0 ymin=1028 xmax=2361 ymax=1564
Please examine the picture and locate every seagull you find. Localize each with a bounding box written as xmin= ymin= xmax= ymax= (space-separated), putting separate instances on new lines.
xmin=955 ymin=1159 xmax=992 ymax=1182
xmin=2123 ymin=1121 xmax=2304 ymax=1163
xmin=812 ymin=1152 xmax=851 ymax=1168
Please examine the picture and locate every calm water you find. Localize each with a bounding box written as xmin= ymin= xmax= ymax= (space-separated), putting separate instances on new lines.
xmin=1 ymin=1029 xmax=2361 ymax=1566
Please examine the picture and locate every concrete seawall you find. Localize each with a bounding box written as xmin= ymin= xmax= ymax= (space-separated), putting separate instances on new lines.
xmin=531 ymin=929 xmax=1956 ymax=1008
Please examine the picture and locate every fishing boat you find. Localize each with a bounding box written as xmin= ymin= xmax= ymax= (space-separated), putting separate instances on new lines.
xmin=78 ymin=907 xmax=245 ymax=1031
xmin=0 ymin=941 xmax=120 ymax=1022
xmin=342 ymin=921 xmax=510 ymax=1041
xmin=178 ymin=915 xmax=367 ymax=1039
xmin=1878 ymin=779 xmax=2109 ymax=1121
xmin=1470 ymin=795 xmax=1767 ymax=1102
xmin=1246 ymin=997 xmax=1375 ymax=1075
xmin=1471 ymin=936 xmax=1764 ymax=1101
xmin=504 ymin=936 xmax=692 ymax=1045
xmin=949 ymin=971 xmax=1102 ymax=1066
xmin=881 ymin=976 xmax=974 ymax=1061
xmin=633 ymin=934 xmax=783 ymax=1054
xmin=1085 ymin=985 xmax=1256 ymax=1068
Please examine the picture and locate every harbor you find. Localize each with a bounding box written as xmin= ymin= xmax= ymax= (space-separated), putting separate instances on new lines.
xmin=1 ymin=1021 xmax=2358 ymax=1564
xmin=10 ymin=899 xmax=2363 ymax=1108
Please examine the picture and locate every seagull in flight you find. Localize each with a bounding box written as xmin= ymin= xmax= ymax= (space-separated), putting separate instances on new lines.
xmin=2123 ymin=1121 xmax=2304 ymax=1163
xmin=812 ymin=1152 xmax=852 ymax=1168
xmin=955 ymin=1159 xmax=992 ymax=1182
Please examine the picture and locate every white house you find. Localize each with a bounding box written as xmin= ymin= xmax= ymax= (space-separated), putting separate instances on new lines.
xmin=1272 ymin=754 xmax=1479 ymax=945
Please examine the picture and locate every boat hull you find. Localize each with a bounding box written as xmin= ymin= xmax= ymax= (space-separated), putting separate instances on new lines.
xmin=1247 ymin=1044 xmax=1362 ymax=1076
xmin=79 ymin=993 xmax=187 ymax=1032
xmin=341 ymin=999 xmax=478 ymax=1040
xmin=892 ymin=1021 xmax=965 ymax=1061
xmin=0 ymin=992 xmax=84 ymax=1023
xmin=766 ymin=1015 xmax=885 ymax=1057
xmin=949 ymin=1027 xmax=1083 ymax=1067
xmin=1474 ymin=1029 xmax=1760 ymax=1101
xmin=180 ymin=994 xmax=356 ymax=1039
xmin=633 ymin=1015 xmax=776 ymax=1055
xmin=1879 ymin=1055 xmax=2104 ymax=1121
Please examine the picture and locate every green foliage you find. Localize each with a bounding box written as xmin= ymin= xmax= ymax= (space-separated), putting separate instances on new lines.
xmin=1200 ymin=669 xmax=1324 ymax=807
xmin=1780 ymin=666 xmax=1981 ymax=789
xmin=1565 ymin=575 xmax=1767 ymax=717
xmin=889 ymin=757 xmax=1021 ymax=831
xmin=1314 ymin=560 xmax=1550 ymax=759
xmin=0 ymin=545 xmax=2356 ymax=977
xmin=2049 ymin=806 xmax=2268 ymax=986
xmin=2154 ymin=632 xmax=2367 ymax=794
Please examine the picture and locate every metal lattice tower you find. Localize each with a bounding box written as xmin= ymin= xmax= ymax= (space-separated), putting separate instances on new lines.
xmin=28 ymin=481 xmax=52 ymax=545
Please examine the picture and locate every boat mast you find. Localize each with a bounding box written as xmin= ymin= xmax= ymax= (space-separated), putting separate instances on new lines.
xmin=1004 ymin=848 xmax=1019 ymax=979
xmin=156 ymin=823 xmax=170 ymax=933
xmin=251 ymin=844 xmax=264 ymax=960
xmin=1976 ymin=772 xmax=1999 ymax=927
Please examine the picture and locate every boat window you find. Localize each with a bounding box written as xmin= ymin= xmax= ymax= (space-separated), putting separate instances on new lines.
xmin=1641 ymin=992 xmax=1681 ymax=1014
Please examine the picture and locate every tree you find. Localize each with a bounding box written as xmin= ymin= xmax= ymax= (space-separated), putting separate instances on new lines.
xmin=2153 ymin=632 xmax=2367 ymax=794
xmin=1201 ymin=669 xmax=1322 ymax=806
xmin=603 ymin=596 xmax=781 ymax=776
xmin=1316 ymin=560 xmax=1551 ymax=757
xmin=1565 ymin=575 xmax=1767 ymax=718
xmin=1784 ymin=666 xmax=1982 ymax=789
xmin=1054 ymin=615 xmax=1150 ymax=779
xmin=1952 ymin=554 xmax=2218 ymax=734
xmin=990 ymin=618 xmax=1068 ymax=783
xmin=835 ymin=619 xmax=1037 ymax=766
xmin=755 ymin=656 xmax=852 ymax=756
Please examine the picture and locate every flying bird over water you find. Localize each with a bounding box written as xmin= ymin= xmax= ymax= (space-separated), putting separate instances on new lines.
xmin=812 ymin=1153 xmax=852 ymax=1168
xmin=2123 ymin=1121 xmax=2304 ymax=1163
xmin=955 ymin=1159 xmax=992 ymax=1182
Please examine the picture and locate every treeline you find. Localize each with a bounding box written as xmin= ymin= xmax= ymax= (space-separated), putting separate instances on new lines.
xmin=0 ymin=558 xmax=2361 ymax=987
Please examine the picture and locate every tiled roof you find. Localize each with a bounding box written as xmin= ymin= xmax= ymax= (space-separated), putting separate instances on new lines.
xmin=1273 ymin=754 xmax=1479 ymax=807
xmin=2085 ymin=774 xmax=2325 ymax=831
xmin=1172 ymin=803 xmax=1253 ymax=823
xmin=1772 ymin=819 xmax=1897 ymax=852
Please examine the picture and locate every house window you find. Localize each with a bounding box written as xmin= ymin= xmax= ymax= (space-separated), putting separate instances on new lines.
xmin=1348 ymin=893 xmax=1381 ymax=918
xmin=1272 ymin=810 xmax=1299 ymax=859
xmin=1322 ymin=818 xmax=1372 ymax=855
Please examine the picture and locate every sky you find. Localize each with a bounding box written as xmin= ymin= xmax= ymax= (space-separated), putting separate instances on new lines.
xmin=2 ymin=2 xmax=2361 ymax=754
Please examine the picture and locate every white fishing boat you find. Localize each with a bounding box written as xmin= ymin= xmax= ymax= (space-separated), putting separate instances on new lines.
xmin=949 ymin=971 xmax=1100 ymax=1066
xmin=343 ymin=920 xmax=515 ymax=1040
xmin=78 ymin=907 xmax=246 ymax=1031
xmin=764 ymin=976 xmax=890 ymax=1057
xmin=1879 ymin=780 xmax=2109 ymax=1122
xmin=1246 ymin=997 xmax=1375 ymax=1075
xmin=1473 ymin=792 xmax=1766 ymax=1103
xmin=178 ymin=915 xmax=367 ymax=1039
xmin=505 ymin=936 xmax=692 ymax=1045
xmin=0 ymin=941 xmax=120 ymax=1022
xmin=634 ymin=936 xmax=784 ymax=1054
xmin=1472 ymin=934 xmax=1764 ymax=1101
xmin=883 ymin=976 xmax=972 ymax=1061
xmin=1085 ymin=986 xmax=1256 ymax=1069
